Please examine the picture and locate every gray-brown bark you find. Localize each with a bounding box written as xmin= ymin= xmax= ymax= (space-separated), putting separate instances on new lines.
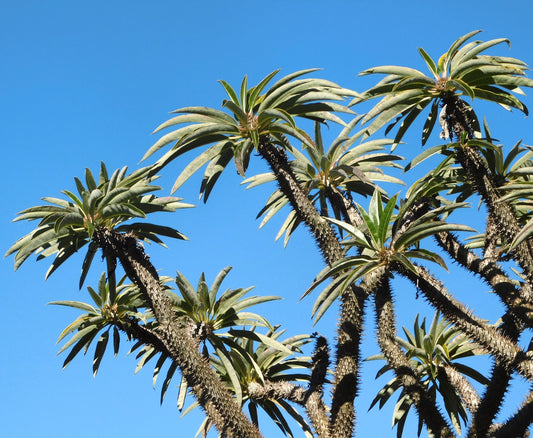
xmin=468 ymin=315 xmax=521 ymax=438
xmin=372 ymin=267 xmax=454 ymax=438
xmin=248 ymin=381 xmax=330 ymax=438
xmin=435 ymin=231 xmax=533 ymax=328
xmin=257 ymin=138 xmax=364 ymax=438
xmin=397 ymin=262 xmax=533 ymax=381
xmin=455 ymin=146 xmax=533 ymax=282
xmin=490 ymin=390 xmax=533 ymax=438
xmin=443 ymin=95 xmax=533 ymax=282
xmin=95 ymin=227 xmax=262 ymax=438
xmin=441 ymin=364 xmax=480 ymax=414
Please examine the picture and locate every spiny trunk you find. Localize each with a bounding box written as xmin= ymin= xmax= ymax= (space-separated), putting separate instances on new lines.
xmin=468 ymin=315 xmax=521 ymax=438
xmin=489 ymin=390 xmax=533 ymax=438
xmin=330 ymin=288 xmax=366 ymax=437
xmin=257 ymin=138 xmax=363 ymax=438
xmin=397 ymin=263 xmax=533 ymax=381
xmin=483 ymin=213 xmax=501 ymax=263
xmin=444 ymin=95 xmax=533 ymax=280
xmin=325 ymin=186 xmax=364 ymax=228
xmin=435 ymin=231 xmax=533 ymax=328
xmin=455 ymin=146 xmax=533 ymax=282
xmin=440 ymin=364 xmax=480 ymax=414
xmin=308 ymin=336 xmax=332 ymax=438
xmin=248 ymin=381 xmax=330 ymax=438
xmin=95 ymin=227 xmax=262 ymax=438
xmin=372 ymin=267 xmax=454 ymax=438
xmin=468 ymin=362 xmax=511 ymax=438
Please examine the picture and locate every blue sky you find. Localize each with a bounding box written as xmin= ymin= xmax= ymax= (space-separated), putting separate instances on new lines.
xmin=2 ymin=1 xmax=533 ymax=437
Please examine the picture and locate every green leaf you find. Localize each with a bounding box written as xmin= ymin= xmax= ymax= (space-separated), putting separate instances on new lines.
xmin=79 ymin=240 xmax=98 ymax=289
xmin=405 ymin=144 xmax=452 ymax=171
xmin=218 ymin=80 xmax=240 ymax=106
xmin=175 ymin=272 xmax=201 ymax=307
xmin=160 ymin=361 xmax=178 ymax=404
xmin=177 ymin=374 xmax=189 ymax=411
xmin=418 ymin=47 xmax=438 ymax=78
xmin=113 ymin=326 xmax=120 ymax=357
xmin=48 ymin=300 xmax=97 ymax=313
xmin=85 ymin=168 xmax=97 ymax=191
xmin=394 ymin=222 xmax=475 ymax=250
xmin=93 ymin=330 xmax=109 ymax=376
xmin=248 ymin=70 xmax=281 ymax=109
xmin=444 ymin=30 xmax=483 ymax=71
xmin=239 ymin=75 xmax=248 ymax=111
xmin=212 ymin=339 xmax=243 ymax=404
xmin=228 ymin=330 xmax=294 ymax=355
xmin=57 ymin=324 xmax=100 ymax=355
xmin=359 ymin=65 xmax=427 ymax=78
xmin=171 ymin=141 xmax=227 ymax=193
xmin=509 ymin=217 xmax=533 ymax=250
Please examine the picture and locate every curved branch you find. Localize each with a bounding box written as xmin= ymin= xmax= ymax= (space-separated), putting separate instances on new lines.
xmin=258 ymin=138 xmax=364 ymax=438
xmin=95 ymin=228 xmax=262 ymax=438
xmin=248 ymin=381 xmax=330 ymax=438
xmin=396 ymin=262 xmax=533 ymax=381
xmin=468 ymin=314 xmax=521 ymax=438
xmin=455 ymin=146 xmax=533 ymax=282
xmin=435 ymin=231 xmax=533 ymax=327
xmin=440 ymin=363 xmax=480 ymax=414
xmin=490 ymin=390 xmax=533 ymax=438
xmin=372 ymin=268 xmax=454 ymax=438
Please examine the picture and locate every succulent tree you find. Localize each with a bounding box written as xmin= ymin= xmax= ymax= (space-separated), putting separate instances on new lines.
xmin=9 ymin=31 xmax=533 ymax=438
xmin=368 ymin=312 xmax=487 ymax=437
xmin=7 ymin=163 xmax=263 ymax=438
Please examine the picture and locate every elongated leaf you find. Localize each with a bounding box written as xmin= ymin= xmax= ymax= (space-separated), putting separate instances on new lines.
xmin=359 ymin=65 xmax=427 ymax=78
xmin=161 ymin=361 xmax=178 ymax=404
xmin=248 ymin=70 xmax=281 ymax=109
xmin=228 ymin=330 xmax=294 ymax=355
xmin=58 ymin=324 xmax=100 ymax=355
xmin=212 ymin=339 xmax=243 ymax=404
xmin=93 ymin=330 xmax=109 ymax=376
xmin=48 ymin=300 xmax=97 ymax=313
xmin=171 ymin=142 xmax=227 ymax=193
xmin=418 ymin=47 xmax=438 ymax=78
xmin=218 ymin=80 xmax=240 ymax=106
xmin=79 ymin=240 xmax=98 ymax=289
xmin=395 ymin=222 xmax=475 ymax=250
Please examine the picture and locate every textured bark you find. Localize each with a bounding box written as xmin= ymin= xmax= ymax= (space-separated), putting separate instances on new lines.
xmin=95 ymin=228 xmax=262 ymax=438
xmin=118 ymin=318 xmax=169 ymax=353
xmin=330 ymin=288 xmax=366 ymax=437
xmin=310 ymin=335 xmax=329 ymax=394
xmin=455 ymin=146 xmax=533 ymax=282
xmin=444 ymin=94 xmax=533 ymax=281
xmin=257 ymin=138 xmax=364 ymax=438
xmin=490 ymin=390 xmax=533 ymax=438
xmin=325 ymin=186 xmax=364 ymax=228
xmin=248 ymin=381 xmax=330 ymax=438
xmin=468 ymin=316 xmax=521 ymax=438
xmin=435 ymin=231 xmax=533 ymax=328
xmin=397 ymin=262 xmax=533 ymax=381
xmin=468 ymin=362 xmax=511 ymax=438
xmin=483 ymin=213 xmax=501 ymax=264
xmin=441 ymin=364 xmax=480 ymax=414
xmin=373 ymin=268 xmax=454 ymax=438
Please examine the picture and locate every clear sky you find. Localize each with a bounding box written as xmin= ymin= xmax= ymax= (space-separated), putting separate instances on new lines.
xmin=2 ymin=1 xmax=533 ymax=437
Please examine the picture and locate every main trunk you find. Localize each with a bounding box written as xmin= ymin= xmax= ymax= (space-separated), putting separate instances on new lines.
xmin=372 ymin=267 xmax=454 ymax=438
xmin=95 ymin=227 xmax=262 ymax=438
xmin=257 ymin=138 xmax=364 ymax=438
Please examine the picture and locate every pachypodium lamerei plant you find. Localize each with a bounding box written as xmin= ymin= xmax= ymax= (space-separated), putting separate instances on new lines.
xmin=8 ymin=31 xmax=533 ymax=438
xmin=244 ymin=119 xmax=404 ymax=246
xmin=367 ymin=312 xmax=487 ymax=438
